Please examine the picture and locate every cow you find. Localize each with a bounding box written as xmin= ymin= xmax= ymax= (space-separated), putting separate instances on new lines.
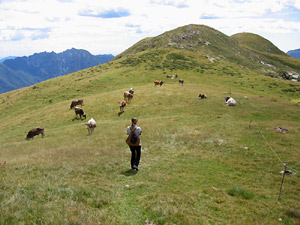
xmin=198 ymin=94 xmax=207 ymax=100
xmin=225 ymin=96 xmax=237 ymax=106
xmin=274 ymin=127 xmax=288 ymax=133
xmin=120 ymin=100 xmax=127 ymax=112
xmin=179 ymin=79 xmax=184 ymax=86
xmin=86 ymin=118 xmax=96 ymax=135
xmin=154 ymin=80 xmax=165 ymax=86
xmin=74 ymin=107 xmax=86 ymax=119
xmin=70 ymin=99 xmax=84 ymax=109
xmin=124 ymin=91 xmax=133 ymax=102
xmin=167 ymin=74 xmax=178 ymax=79
xmin=129 ymin=88 xmax=134 ymax=94
xmin=25 ymin=127 xmax=45 ymax=140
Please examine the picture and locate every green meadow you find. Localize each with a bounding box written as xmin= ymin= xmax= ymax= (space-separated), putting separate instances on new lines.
xmin=1 ymin=25 xmax=300 ymax=224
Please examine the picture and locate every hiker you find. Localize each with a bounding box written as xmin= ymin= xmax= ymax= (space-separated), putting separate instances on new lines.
xmin=126 ymin=117 xmax=142 ymax=171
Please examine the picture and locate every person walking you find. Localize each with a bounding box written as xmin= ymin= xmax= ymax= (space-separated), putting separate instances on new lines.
xmin=126 ymin=117 xmax=142 ymax=171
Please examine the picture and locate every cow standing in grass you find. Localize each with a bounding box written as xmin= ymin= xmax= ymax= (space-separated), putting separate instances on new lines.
xmin=70 ymin=99 xmax=84 ymax=109
xmin=225 ymin=96 xmax=237 ymax=106
xmin=124 ymin=91 xmax=133 ymax=102
xmin=198 ymin=94 xmax=207 ymax=100
xmin=120 ymin=100 xmax=127 ymax=112
xmin=74 ymin=107 xmax=86 ymax=119
xmin=154 ymin=80 xmax=165 ymax=86
xmin=26 ymin=127 xmax=45 ymax=140
xmin=179 ymin=79 xmax=184 ymax=86
xmin=86 ymin=118 xmax=96 ymax=135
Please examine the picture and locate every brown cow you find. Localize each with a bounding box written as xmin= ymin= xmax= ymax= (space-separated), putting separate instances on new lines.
xmin=25 ymin=127 xmax=45 ymax=140
xmin=120 ymin=100 xmax=127 ymax=112
xmin=70 ymin=99 xmax=84 ymax=109
xmin=198 ymin=94 xmax=207 ymax=100
xmin=154 ymin=80 xmax=165 ymax=86
xmin=179 ymin=79 xmax=184 ymax=86
xmin=74 ymin=107 xmax=86 ymax=119
xmin=124 ymin=91 xmax=133 ymax=102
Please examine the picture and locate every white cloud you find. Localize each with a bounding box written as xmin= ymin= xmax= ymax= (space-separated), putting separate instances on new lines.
xmin=150 ymin=0 xmax=189 ymax=8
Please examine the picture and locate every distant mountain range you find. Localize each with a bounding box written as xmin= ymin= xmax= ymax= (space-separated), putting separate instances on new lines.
xmin=0 ymin=56 xmax=18 ymax=63
xmin=0 ymin=48 xmax=114 ymax=94
xmin=287 ymin=49 xmax=300 ymax=59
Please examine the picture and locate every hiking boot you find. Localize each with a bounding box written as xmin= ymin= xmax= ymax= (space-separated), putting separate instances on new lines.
xmin=133 ymin=165 xmax=139 ymax=171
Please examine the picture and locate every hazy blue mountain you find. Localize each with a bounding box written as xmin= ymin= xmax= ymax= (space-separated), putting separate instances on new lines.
xmin=0 ymin=48 xmax=114 ymax=93
xmin=287 ymin=49 xmax=300 ymax=58
xmin=95 ymin=54 xmax=115 ymax=64
xmin=0 ymin=56 xmax=18 ymax=63
xmin=0 ymin=63 xmax=42 ymax=93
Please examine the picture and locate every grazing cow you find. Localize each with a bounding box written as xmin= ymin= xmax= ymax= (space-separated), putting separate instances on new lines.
xmin=86 ymin=118 xmax=96 ymax=135
xmin=124 ymin=91 xmax=133 ymax=102
xmin=74 ymin=107 xmax=86 ymax=119
xmin=70 ymin=99 xmax=84 ymax=109
xmin=154 ymin=80 xmax=165 ymax=86
xmin=120 ymin=100 xmax=127 ymax=112
xmin=179 ymin=79 xmax=184 ymax=86
xmin=129 ymin=88 xmax=134 ymax=94
xmin=167 ymin=74 xmax=178 ymax=79
xmin=225 ymin=96 xmax=237 ymax=106
xmin=198 ymin=94 xmax=207 ymax=100
xmin=274 ymin=127 xmax=288 ymax=133
xmin=25 ymin=127 xmax=45 ymax=140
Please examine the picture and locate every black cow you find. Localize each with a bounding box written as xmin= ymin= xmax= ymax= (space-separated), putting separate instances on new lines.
xmin=26 ymin=127 xmax=45 ymax=140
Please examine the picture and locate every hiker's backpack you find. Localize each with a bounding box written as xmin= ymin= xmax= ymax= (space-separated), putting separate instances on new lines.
xmin=126 ymin=128 xmax=140 ymax=146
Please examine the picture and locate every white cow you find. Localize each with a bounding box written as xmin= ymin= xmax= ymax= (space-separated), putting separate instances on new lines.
xmin=225 ymin=96 xmax=237 ymax=106
xmin=86 ymin=118 xmax=96 ymax=135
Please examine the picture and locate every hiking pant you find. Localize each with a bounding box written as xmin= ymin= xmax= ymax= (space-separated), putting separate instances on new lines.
xmin=129 ymin=145 xmax=141 ymax=169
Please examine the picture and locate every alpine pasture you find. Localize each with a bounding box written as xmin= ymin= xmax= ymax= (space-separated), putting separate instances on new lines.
xmin=0 ymin=25 xmax=300 ymax=224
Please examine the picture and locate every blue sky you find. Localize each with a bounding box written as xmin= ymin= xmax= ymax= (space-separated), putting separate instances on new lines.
xmin=0 ymin=0 xmax=300 ymax=58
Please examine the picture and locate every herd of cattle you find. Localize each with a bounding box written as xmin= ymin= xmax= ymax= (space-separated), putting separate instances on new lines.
xmin=25 ymin=75 xmax=237 ymax=140
xmin=155 ymin=75 xmax=184 ymax=87
xmin=119 ymin=88 xmax=135 ymax=112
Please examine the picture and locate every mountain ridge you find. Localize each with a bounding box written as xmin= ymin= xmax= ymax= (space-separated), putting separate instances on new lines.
xmin=0 ymin=56 xmax=18 ymax=63
xmin=0 ymin=48 xmax=114 ymax=94
xmin=287 ymin=48 xmax=300 ymax=58
xmin=115 ymin=24 xmax=299 ymax=81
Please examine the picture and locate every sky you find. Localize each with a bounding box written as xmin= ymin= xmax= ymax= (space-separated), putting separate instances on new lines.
xmin=0 ymin=0 xmax=300 ymax=58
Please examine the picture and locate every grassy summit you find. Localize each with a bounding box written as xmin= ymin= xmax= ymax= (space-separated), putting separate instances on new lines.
xmin=231 ymin=32 xmax=286 ymax=56
xmin=0 ymin=24 xmax=300 ymax=224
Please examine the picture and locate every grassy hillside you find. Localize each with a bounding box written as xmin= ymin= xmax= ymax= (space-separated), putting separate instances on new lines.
xmin=1 ymin=25 xmax=300 ymax=224
xmin=231 ymin=32 xmax=286 ymax=56
xmin=117 ymin=25 xmax=300 ymax=77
